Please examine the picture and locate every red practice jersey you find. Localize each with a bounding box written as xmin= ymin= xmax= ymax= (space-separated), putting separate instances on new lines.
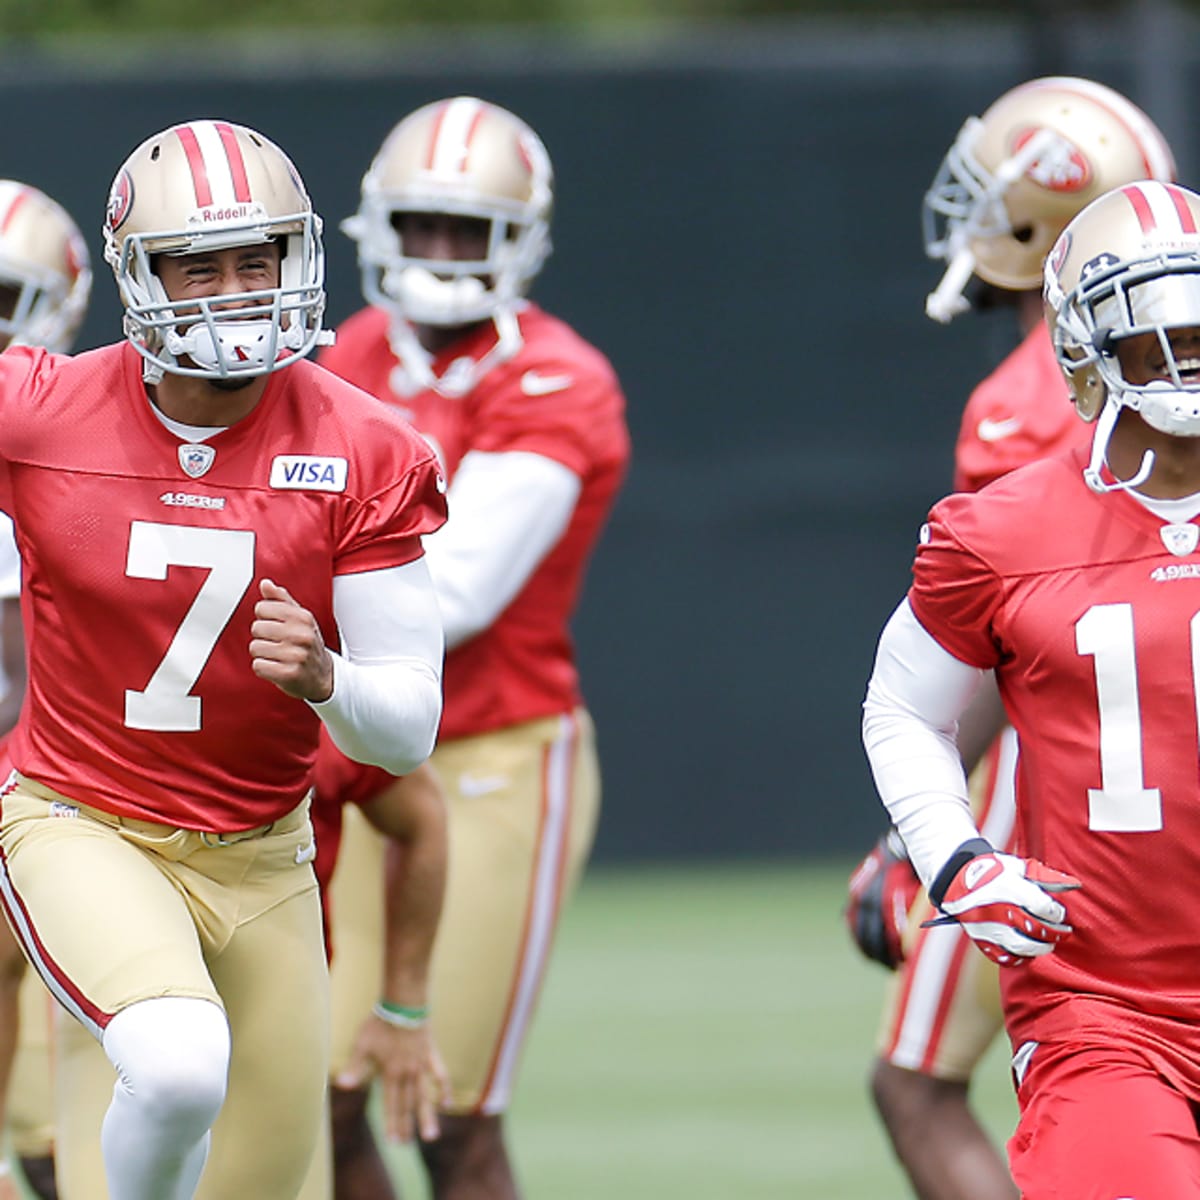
xmin=321 ymin=303 xmax=630 ymax=740
xmin=0 ymin=344 xmax=446 ymax=831
xmin=910 ymin=444 xmax=1200 ymax=1096
xmin=953 ymin=323 xmax=1087 ymax=493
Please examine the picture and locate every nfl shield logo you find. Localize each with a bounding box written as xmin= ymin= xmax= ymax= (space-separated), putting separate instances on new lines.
xmin=1160 ymin=523 xmax=1199 ymax=557
xmin=178 ymin=443 xmax=216 ymax=479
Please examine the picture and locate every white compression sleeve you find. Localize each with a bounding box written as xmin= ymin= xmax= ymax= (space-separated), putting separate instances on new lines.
xmin=309 ymin=558 xmax=445 ymax=776
xmin=422 ymin=450 xmax=581 ymax=649
xmin=861 ymin=598 xmax=988 ymax=888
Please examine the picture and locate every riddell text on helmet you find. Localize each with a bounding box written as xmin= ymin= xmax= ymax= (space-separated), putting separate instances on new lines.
xmin=200 ymin=204 xmax=257 ymax=222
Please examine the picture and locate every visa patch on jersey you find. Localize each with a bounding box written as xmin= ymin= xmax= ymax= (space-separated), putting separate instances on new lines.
xmin=269 ymin=456 xmax=348 ymax=492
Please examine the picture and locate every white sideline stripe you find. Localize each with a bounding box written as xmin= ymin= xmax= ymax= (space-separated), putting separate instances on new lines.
xmin=431 ymin=98 xmax=483 ymax=176
xmin=190 ymin=121 xmax=239 ymax=206
xmin=482 ymin=714 xmax=574 ymax=1112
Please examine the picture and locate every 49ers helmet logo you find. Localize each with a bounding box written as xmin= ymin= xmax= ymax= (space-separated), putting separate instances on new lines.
xmin=106 ymin=169 xmax=133 ymax=233
xmin=1047 ymin=230 xmax=1071 ymax=277
xmin=1012 ymin=126 xmax=1091 ymax=193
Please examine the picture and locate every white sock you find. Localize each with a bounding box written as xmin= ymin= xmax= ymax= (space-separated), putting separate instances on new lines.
xmin=100 ymin=997 xmax=230 ymax=1200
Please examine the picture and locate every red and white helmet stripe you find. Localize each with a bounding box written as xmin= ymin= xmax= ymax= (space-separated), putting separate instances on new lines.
xmin=1119 ymin=181 xmax=1199 ymax=235
xmin=0 ymin=185 xmax=31 ymax=237
xmin=173 ymin=120 xmax=253 ymax=208
xmin=422 ymin=98 xmax=489 ymax=175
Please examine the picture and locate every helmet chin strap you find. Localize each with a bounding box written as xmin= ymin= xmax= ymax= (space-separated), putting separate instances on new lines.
xmin=166 ymin=319 xmax=302 ymax=378
xmin=1083 ymin=398 xmax=1156 ymax=494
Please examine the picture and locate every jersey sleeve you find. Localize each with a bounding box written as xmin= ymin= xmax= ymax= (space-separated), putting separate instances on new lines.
xmin=954 ymin=377 xmax=1038 ymax=492
xmin=335 ymin=433 xmax=448 ymax=576
xmin=475 ymin=357 xmax=624 ymax=479
xmin=953 ymin=326 xmax=1081 ymax=493
xmin=907 ymin=494 xmax=1006 ymax=670
xmin=0 ymin=346 xmax=52 ymax=512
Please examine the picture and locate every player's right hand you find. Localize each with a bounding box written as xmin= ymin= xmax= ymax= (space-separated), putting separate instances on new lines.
xmin=844 ymin=828 xmax=921 ymax=969
xmin=336 ymin=1015 xmax=449 ymax=1144
xmin=249 ymin=578 xmax=335 ymax=702
xmin=934 ymin=850 xmax=1081 ymax=967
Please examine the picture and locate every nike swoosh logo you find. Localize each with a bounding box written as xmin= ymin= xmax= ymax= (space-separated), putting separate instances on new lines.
xmin=520 ymin=370 xmax=574 ymax=397
xmin=458 ymin=773 xmax=510 ymax=798
xmin=976 ymin=416 xmax=1023 ymax=443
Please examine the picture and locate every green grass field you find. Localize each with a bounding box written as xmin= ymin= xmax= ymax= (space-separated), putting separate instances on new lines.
xmin=379 ymin=860 xmax=1019 ymax=1200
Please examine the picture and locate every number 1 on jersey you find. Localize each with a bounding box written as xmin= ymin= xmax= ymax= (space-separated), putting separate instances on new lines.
xmin=124 ymin=521 xmax=255 ymax=732
xmin=1076 ymin=602 xmax=1163 ymax=832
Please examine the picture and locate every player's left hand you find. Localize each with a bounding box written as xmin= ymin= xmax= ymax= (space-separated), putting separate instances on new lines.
xmin=249 ymin=579 xmax=334 ymax=701
xmin=933 ymin=850 xmax=1081 ymax=967
xmin=335 ymin=1017 xmax=450 ymax=1143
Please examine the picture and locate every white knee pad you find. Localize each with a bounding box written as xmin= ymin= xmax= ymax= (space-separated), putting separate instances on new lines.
xmin=103 ymin=996 xmax=230 ymax=1131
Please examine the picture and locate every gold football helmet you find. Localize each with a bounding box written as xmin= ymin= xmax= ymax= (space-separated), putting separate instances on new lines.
xmin=923 ymin=77 xmax=1175 ymax=322
xmin=102 ymin=119 xmax=329 ymax=382
xmin=1044 ymin=180 xmax=1200 ymax=491
xmin=344 ymin=96 xmax=553 ymax=329
xmin=0 ymin=180 xmax=91 ymax=353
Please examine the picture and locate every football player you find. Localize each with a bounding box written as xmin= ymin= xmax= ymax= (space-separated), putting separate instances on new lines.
xmin=0 ymin=120 xmax=446 ymax=1200
xmin=847 ymin=78 xmax=1175 ymax=1200
xmin=54 ymin=754 xmax=452 ymax=1200
xmin=865 ymin=176 xmax=1200 ymax=1198
xmin=0 ymin=180 xmax=92 ymax=1200
xmin=317 ymin=97 xmax=630 ymax=1200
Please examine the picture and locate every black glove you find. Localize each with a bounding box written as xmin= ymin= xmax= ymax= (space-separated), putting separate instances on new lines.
xmin=844 ymin=827 xmax=921 ymax=969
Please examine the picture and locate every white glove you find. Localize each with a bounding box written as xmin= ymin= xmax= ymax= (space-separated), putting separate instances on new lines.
xmin=929 ymin=845 xmax=1081 ymax=967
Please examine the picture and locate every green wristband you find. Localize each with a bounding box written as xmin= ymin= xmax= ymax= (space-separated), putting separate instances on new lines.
xmin=372 ymin=1000 xmax=429 ymax=1029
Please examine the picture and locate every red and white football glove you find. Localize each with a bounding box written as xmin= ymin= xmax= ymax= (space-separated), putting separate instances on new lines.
xmin=845 ymin=828 xmax=922 ymax=969
xmin=930 ymin=845 xmax=1081 ymax=967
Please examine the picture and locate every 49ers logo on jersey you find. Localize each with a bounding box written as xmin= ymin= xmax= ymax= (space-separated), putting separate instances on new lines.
xmin=106 ymin=169 xmax=134 ymax=233
xmin=1013 ymin=127 xmax=1091 ymax=192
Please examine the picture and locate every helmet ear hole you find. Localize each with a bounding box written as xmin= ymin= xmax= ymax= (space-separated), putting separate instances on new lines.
xmin=1012 ymin=225 xmax=1035 ymax=244
xmin=1075 ymin=381 xmax=1106 ymax=422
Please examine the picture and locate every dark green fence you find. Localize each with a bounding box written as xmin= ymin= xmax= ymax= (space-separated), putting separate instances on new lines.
xmin=0 ymin=20 xmax=1185 ymax=859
